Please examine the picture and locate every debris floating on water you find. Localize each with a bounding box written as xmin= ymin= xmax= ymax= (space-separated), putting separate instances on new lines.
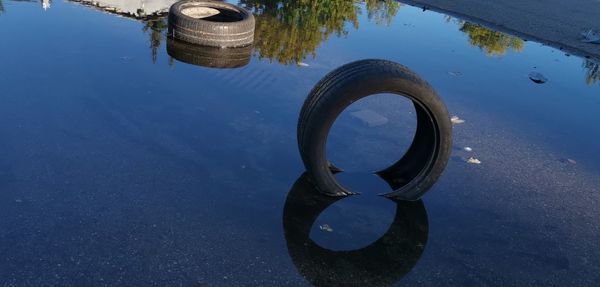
xmin=528 ymin=72 xmax=548 ymax=84
xmin=297 ymin=62 xmax=310 ymax=67
xmin=448 ymin=71 xmax=463 ymax=77
xmin=319 ymin=224 xmax=333 ymax=232
xmin=451 ymin=116 xmax=465 ymax=124
xmin=567 ymin=159 xmax=577 ymax=165
xmin=464 ymin=147 xmax=473 ymax=152
xmin=467 ymin=157 xmax=482 ymax=165
xmin=582 ymin=29 xmax=600 ymax=44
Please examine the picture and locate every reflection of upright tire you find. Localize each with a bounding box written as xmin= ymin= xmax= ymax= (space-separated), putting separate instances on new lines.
xmin=283 ymin=173 xmax=428 ymax=287
xmin=166 ymin=38 xmax=252 ymax=69
xmin=168 ymin=0 xmax=255 ymax=48
xmin=298 ymin=59 xmax=452 ymax=200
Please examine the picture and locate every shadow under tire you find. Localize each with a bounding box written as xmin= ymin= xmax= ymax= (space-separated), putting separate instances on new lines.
xmin=297 ymin=59 xmax=452 ymax=200
xmin=168 ymin=0 xmax=255 ymax=48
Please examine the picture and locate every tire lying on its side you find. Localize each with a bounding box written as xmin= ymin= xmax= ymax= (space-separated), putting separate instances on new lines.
xmin=167 ymin=38 xmax=252 ymax=69
xmin=168 ymin=0 xmax=255 ymax=48
xmin=297 ymin=59 xmax=452 ymax=200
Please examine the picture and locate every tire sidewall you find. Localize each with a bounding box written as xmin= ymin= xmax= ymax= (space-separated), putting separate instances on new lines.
xmin=298 ymin=60 xmax=452 ymax=199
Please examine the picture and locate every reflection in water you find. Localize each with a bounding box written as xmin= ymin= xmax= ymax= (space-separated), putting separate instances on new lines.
xmin=0 ymin=0 xmax=52 ymax=13
xmin=240 ymin=0 xmax=400 ymax=65
xmin=47 ymin=0 xmax=598 ymax=85
xmin=451 ymin=19 xmax=524 ymax=56
xmin=584 ymin=59 xmax=599 ymax=85
xmin=166 ymin=38 xmax=252 ymax=69
xmin=142 ymin=18 xmax=168 ymax=63
xmin=283 ymin=173 xmax=428 ymax=286
xmin=365 ymin=0 xmax=400 ymax=26
xmin=451 ymin=19 xmax=600 ymax=86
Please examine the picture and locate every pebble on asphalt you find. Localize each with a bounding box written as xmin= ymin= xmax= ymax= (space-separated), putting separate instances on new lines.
xmin=582 ymin=29 xmax=600 ymax=44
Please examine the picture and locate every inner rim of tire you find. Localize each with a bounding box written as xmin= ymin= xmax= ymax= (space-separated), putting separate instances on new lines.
xmin=326 ymin=93 xmax=417 ymax=173
xmin=181 ymin=4 xmax=243 ymax=22
xmin=181 ymin=7 xmax=220 ymax=19
xmin=325 ymin=94 xmax=440 ymax=197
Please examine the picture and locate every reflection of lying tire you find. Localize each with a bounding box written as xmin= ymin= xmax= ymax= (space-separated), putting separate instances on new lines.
xmin=168 ymin=0 xmax=255 ymax=48
xmin=298 ymin=59 xmax=452 ymax=200
xmin=166 ymin=38 xmax=251 ymax=69
xmin=283 ymin=173 xmax=428 ymax=287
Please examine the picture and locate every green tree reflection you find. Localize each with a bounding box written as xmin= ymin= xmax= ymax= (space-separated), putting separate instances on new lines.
xmin=239 ymin=0 xmax=401 ymax=64
xmin=365 ymin=0 xmax=401 ymax=26
xmin=458 ymin=21 xmax=524 ymax=56
xmin=584 ymin=60 xmax=599 ymax=85
xmin=142 ymin=18 xmax=168 ymax=63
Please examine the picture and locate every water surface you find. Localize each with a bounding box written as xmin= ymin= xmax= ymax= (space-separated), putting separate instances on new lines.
xmin=1 ymin=0 xmax=599 ymax=286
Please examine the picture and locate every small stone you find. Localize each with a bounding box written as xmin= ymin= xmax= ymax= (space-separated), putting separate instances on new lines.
xmin=582 ymin=29 xmax=600 ymax=44
xmin=529 ymin=72 xmax=548 ymax=84
xmin=451 ymin=116 xmax=465 ymax=124
xmin=467 ymin=157 xmax=481 ymax=165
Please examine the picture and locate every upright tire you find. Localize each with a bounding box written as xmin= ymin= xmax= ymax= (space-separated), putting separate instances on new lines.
xmin=168 ymin=0 xmax=255 ymax=48
xmin=297 ymin=59 xmax=452 ymax=200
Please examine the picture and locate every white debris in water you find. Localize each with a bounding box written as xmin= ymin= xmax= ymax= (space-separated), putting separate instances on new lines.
xmin=567 ymin=159 xmax=577 ymax=165
xmin=450 ymin=116 xmax=465 ymax=124
xmin=464 ymin=147 xmax=473 ymax=152
xmin=297 ymin=62 xmax=310 ymax=67
xmin=582 ymin=29 xmax=600 ymax=44
xmin=76 ymin=0 xmax=177 ymax=17
xmin=448 ymin=71 xmax=463 ymax=77
xmin=42 ymin=0 xmax=50 ymax=10
xmin=351 ymin=109 xmax=389 ymax=127
xmin=467 ymin=157 xmax=482 ymax=165
xmin=319 ymin=224 xmax=333 ymax=232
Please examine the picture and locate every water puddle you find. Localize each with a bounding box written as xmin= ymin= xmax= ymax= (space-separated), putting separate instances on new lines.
xmin=1 ymin=0 xmax=599 ymax=286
